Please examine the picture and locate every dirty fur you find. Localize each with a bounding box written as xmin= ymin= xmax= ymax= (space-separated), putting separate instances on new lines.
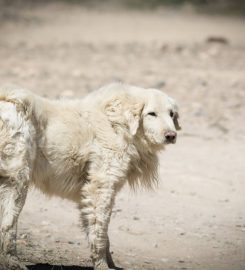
xmin=0 ymin=83 xmax=180 ymax=270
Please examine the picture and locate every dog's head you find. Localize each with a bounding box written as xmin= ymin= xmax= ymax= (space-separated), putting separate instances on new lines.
xmin=139 ymin=88 xmax=181 ymax=147
xmin=103 ymin=85 xmax=181 ymax=149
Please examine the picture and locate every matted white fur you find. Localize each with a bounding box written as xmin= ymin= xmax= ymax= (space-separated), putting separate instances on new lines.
xmin=0 ymin=83 xmax=180 ymax=270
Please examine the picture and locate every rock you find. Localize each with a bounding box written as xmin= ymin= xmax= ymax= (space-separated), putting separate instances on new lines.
xmin=161 ymin=258 xmax=169 ymax=263
xmin=17 ymin=239 xmax=27 ymax=245
xmin=201 ymin=80 xmax=208 ymax=87
xmin=206 ymin=36 xmax=229 ymax=45
xmin=41 ymin=220 xmax=50 ymax=226
xmin=154 ymin=80 xmax=166 ymax=89
xmin=20 ymin=233 xmax=28 ymax=239
xmin=175 ymin=45 xmax=185 ymax=53
xmin=72 ymin=69 xmax=83 ymax=78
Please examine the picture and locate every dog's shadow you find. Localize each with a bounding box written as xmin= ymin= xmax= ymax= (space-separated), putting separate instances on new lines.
xmin=27 ymin=264 xmax=93 ymax=270
xmin=27 ymin=264 xmax=123 ymax=270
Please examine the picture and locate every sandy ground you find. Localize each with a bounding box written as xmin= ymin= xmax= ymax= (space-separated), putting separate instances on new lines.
xmin=0 ymin=2 xmax=245 ymax=270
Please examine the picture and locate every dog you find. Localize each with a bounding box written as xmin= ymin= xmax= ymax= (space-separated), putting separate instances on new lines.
xmin=0 ymin=83 xmax=181 ymax=270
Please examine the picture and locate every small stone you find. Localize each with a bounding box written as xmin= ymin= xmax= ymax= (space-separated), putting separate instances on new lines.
xmin=41 ymin=220 xmax=50 ymax=226
xmin=236 ymin=224 xmax=245 ymax=228
xmin=154 ymin=80 xmax=166 ymax=89
xmin=161 ymin=258 xmax=169 ymax=263
xmin=206 ymin=36 xmax=229 ymax=45
xmin=201 ymin=80 xmax=208 ymax=87
xmin=161 ymin=44 xmax=168 ymax=51
xmin=72 ymin=69 xmax=83 ymax=78
xmin=175 ymin=45 xmax=184 ymax=53
xmin=20 ymin=233 xmax=28 ymax=239
xmin=17 ymin=239 xmax=27 ymax=245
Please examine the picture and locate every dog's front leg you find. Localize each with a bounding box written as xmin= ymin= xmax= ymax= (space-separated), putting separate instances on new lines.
xmin=106 ymin=236 xmax=118 ymax=269
xmin=80 ymin=177 xmax=119 ymax=270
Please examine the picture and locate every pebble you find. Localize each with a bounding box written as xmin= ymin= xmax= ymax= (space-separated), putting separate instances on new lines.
xmin=72 ymin=69 xmax=83 ymax=78
xmin=175 ymin=45 xmax=185 ymax=53
xmin=20 ymin=233 xmax=28 ymax=239
xmin=206 ymin=36 xmax=229 ymax=45
xmin=236 ymin=224 xmax=245 ymax=228
xmin=161 ymin=44 xmax=169 ymax=51
xmin=17 ymin=239 xmax=27 ymax=245
xmin=154 ymin=80 xmax=166 ymax=89
xmin=41 ymin=220 xmax=50 ymax=226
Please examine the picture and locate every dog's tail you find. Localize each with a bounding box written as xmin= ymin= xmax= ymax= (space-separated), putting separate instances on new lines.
xmin=0 ymin=85 xmax=34 ymax=118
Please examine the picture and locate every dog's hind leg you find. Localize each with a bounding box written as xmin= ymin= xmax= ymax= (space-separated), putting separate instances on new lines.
xmin=0 ymin=101 xmax=35 ymax=270
xmin=0 ymin=175 xmax=29 ymax=270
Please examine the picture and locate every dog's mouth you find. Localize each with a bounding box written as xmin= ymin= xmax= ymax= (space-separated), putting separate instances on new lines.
xmin=164 ymin=138 xmax=177 ymax=144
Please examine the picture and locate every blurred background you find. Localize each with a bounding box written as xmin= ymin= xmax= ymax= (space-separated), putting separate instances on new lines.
xmin=0 ymin=0 xmax=245 ymax=269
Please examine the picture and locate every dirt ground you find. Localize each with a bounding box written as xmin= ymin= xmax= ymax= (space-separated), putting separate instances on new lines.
xmin=0 ymin=2 xmax=245 ymax=270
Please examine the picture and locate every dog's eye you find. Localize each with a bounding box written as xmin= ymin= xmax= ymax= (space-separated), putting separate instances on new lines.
xmin=148 ymin=112 xmax=157 ymax=117
xmin=169 ymin=110 xmax=174 ymax=118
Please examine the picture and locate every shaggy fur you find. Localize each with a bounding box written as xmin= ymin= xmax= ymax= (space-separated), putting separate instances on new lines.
xmin=0 ymin=83 xmax=180 ymax=270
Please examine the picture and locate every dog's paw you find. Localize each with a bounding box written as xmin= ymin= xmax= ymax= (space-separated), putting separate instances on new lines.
xmin=94 ymin=259 xmax=110 ymax=270
xmin=0 ymin=254 xmax=28 ymax=270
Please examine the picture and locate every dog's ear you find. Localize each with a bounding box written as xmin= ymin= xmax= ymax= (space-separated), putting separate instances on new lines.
xmin=104 ymin=95 xmax=144 ymax=136
xmin=124 ymin=101 xmax=144 ymax=136
xmin=168 ymin=96 xmax=181 ymax=131
xmin=173 ymin=112 xmax=181 ymax=131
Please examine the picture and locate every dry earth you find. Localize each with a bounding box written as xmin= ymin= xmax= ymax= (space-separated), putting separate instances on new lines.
xmin=0 ymin=2 xmax=245 ymax=270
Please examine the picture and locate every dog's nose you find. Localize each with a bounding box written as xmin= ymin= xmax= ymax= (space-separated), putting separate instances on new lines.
xmin=164 ymin=131 xmax=177 ymax=143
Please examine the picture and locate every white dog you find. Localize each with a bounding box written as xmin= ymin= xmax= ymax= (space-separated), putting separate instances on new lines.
xmin=0 ymin=83 xmax=181 ymax=270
